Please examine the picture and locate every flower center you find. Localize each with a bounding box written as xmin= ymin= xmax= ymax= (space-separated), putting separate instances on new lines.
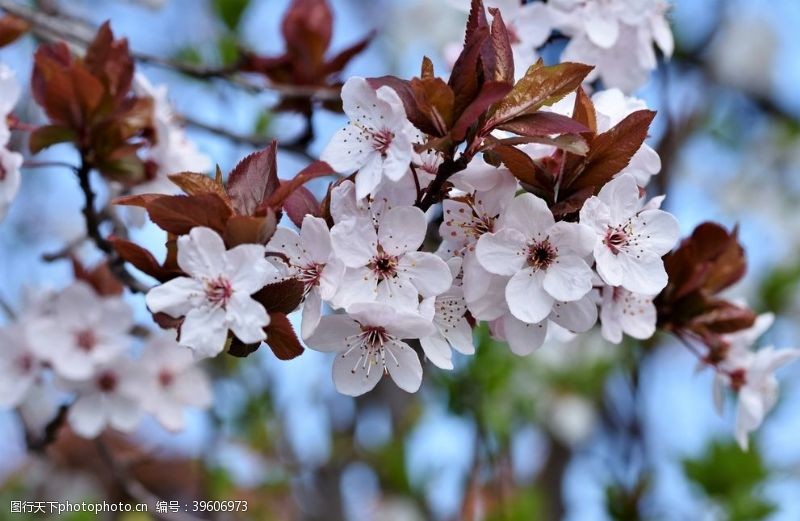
xmin=729 ymin=368 xmax=747 ymax=392
xmin=368 ymin=253 xmax=398 ymax=280
xmin=16 ymin=353 xmax=33 ymax=374
xmin=372 ymin=129 xmax=394 ymax=156
xmin=158 ymin=369 xmax=175 ymax=388
xmin=97 ymin=371 xmax=117 ymax=393
xmin=342 ymin=326 xmax=399 ymax=376
xmin=527 ymin=239 xmax=557 ymax=270
xmin=205 ymin=276 xmax=233 ymax=307
xmin=297 ymin=263 xmax=324 ymax=293
xmin=75 ymin=329 xmax=97 ymax=352
xmin=604 ymin=225 xmax=630 ymax=255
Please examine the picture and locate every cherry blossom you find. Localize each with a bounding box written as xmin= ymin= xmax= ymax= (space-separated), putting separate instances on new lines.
xmin=134 ymin=336 xmax=212 ymax=432
xmin=267 ymin=215 xmax=345 ymax=339
xmin=0 ymin=324 xmax=42 ymax=408
xmin=330 ymin=205 xmax=452 ymax=311
xmin=418 ymin=258 xmax=475 ymax=370
xmin=62 ymin=357 xmax=143 ymax=438
xmin=579 ymin=174 xmax=679 ymax=295
xmin=0 ymin=62 xmax=21 ymax=145
xmin=146 ymin=226 xmax=278 ymax=358
xmin=0 ymin=63 xmax=22 ymax=222
xmin=304 ymin=302 xmax=435 ymax=396
xmin=321 ymin=77 xmax=419 ymax=199
xmin=28 ymin=282 xmax=133 ymax=380
xmin=598 ymin=285 xmax=657 ymax=343
xmin=476 ymin=193 xmax=596 ymax=324
xmin=551 ymin=0 xmax=674 ymax=93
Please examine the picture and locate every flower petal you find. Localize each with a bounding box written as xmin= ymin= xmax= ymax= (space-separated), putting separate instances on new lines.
xmin=331 ymin=344 xmax=383 ymax=396
xmin=379 ymin=206 xmax=426 ymax=255
xmin=419 ymin=335 xmax=454 ymax=370
xmin=385 ymin=340 xmax=423 ymax=393
xmin=498 ymin=193 xmax=555 ymax=236
xmin=504 ymin=315 xmax=547 ymax=356
xmin=226 ymin=293 xmax=269 ymax=345
xmin=475 ymin=229 xmax=527 ymax=276
xmin=145 ymin=277 xmax=203 ymax=317
xmin=506 ymin=269 xmax=554 ymax=324
xmin=305 ymin=314 xmax=360 ymax=352
xmin=179 ymin=306 xmax=229 ymax=359
xmin=543 ymin=255 xmax=593 ymax=301
xmin=177 ymin=226 xmax=226 ymax=278
xmin=399 ymin=251 xmax=453 ymax=297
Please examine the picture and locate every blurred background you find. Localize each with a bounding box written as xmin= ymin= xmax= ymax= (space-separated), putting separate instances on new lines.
xmin=1 ymin=0 xmax=800 ymax=519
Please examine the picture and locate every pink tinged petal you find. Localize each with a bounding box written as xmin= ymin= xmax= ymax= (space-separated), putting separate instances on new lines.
xmin=761 ymin=348 xmax=800 ymax=373
xmin=152 ymin=400 xmax=186 ymax=432
xmin=177 ymin=226 xmax=226 ymax=278
xmin=735 ymin=387 xmax=766 ymax=451
xmin=376 ymin=275 xmax=420 ymax=311
xmin=172 ymin=369 xmax=213 ymax=408
xmin=146 ymin=277 xmax=204 ymax=317
xmin=635 ymin=209 xmax=680 ymax=256
xmin=399 ymin=251 xmax=453 ymax=297
xmin=375 ymin=84 xmax=410 ymax=126
xmin=448 ymin=318 xmax=475 ymax=355
xmin=318 ymin=258 xmax=345 ymax=300
xmin=506 ymin=269 xmax=554 ymax=324
xmin=579 ymin=195 xmax=612 ymax=235
xmin=300 ymin=216 xmax=334 ymax=264
xmin=301 ymin=288 xmax=323 ymax=340
xmin=330 ymin=268 xmax=379 ymax=309
xmin=504 ymin=315 xmax=548 ymax=356
xmin=379 ymin=206 xmax=427 ymax=255
xmin=713 ymin=374 xmax=726 ymax=416
xmin=382 ymin=130 xmax=414 ymax=182
xmin=355 ymin=153 xmax=384 ymax=199
xmin=305 ymin=314 xmax=360 ymax=352
xmin=600 ymin=303 xmax=624 ymax=344
xmin=597 ymin=174 xmax=640 ymax=222
xmin=108 ymin=395 xmax=142 ymax=433
xmin=384 ymin=310 xmax=436 ymax=339
xmin=331 ymin=344 xmax=383 ymax=396
xmin=331 ymin=218 xmax=378 ymax=268
xmin=226 ymin=244 xmax=273 ymax=294
xmin=180 ymin=306 xmax=229 ymax=359
xmin=618 ymin=253 xmax=668 ymax=295
xmin=475 ymin=229 xmax=527 ymax=276
xmin=342 ymin=76 xmax=384 ymax=127
xmin=499 ymin=193 xmax=555 ymax=236
xmin=466 ymin=279 xmax=508 ymax=321
xmin=268 ymin=227 xmax=302 ymax=264
xmin=543 ymin=255 xmax=593 ymax=302
xmin=585 ymin=9 xmax=620 ymax=48
xmin=69 ymin=393 xmax=107 ymax=438
xmin=550 ymin=296 xmax=598 ymax=333
xmin=514 ymin=2 xmax=554 ymax=47
xmin=321 ymin=124 xmax=372 ymax=173
xmin=384 ymin=341 xmax=423 ymax=393
xmin=594 ymin=244 xmax=625 ymax=287
xmin=651 ymin=15 xmax=674 ymax=57
xmin=617 ymin=294 xmax=656 ymax=340
xmin=330 ymin=181 xmax=360 ymax=224
xmin=548 ymin=221 xmax=596 ymax=258
xmin=462 ymin=252 xmax=492 ymax=302
xmin=419 ymin=335 xmax=454 ymax=370
xmin=226 ymin=293 xmax=269 ymax=345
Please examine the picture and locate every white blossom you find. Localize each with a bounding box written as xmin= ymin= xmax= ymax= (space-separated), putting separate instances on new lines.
xmin=267 ymin=215 xmax=345 ymax=339
xmin=330 ymin=205 xmax=452 ymax=311
xmin=580 ymin=174 xmax=679 ymax=295
xmin=146 ymin=226 xmax=278 ymax=359
xmin=134 ymin=336 xmax=212 ymax=432
xmin=305 ymin=302 xmax=435 ymax=396
xmin=0 ymin=63 xmax=22 ymax=222
xmin=28 ymin=282 xmax=133 ymax=381
xmin=62 ymin=357 xmax=143 ymax=438
xmin=321 ymin=77 xmax=419 ymax=200
xmin=476 ymin=192 xmax=596 ymax=325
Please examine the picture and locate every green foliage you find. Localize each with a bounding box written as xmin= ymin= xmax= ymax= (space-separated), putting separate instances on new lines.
xmin=683 ymin=440 xmax=776 ymax=521
xmin=759 ymin=262 xmax=800 ymax=314
xmin=486 ymin=489 xmax=543 ymax=521
xmin=217 ymin=33 xmax=240 ymax=67
xmin=212 ymin=0 xmax=251 ymax=31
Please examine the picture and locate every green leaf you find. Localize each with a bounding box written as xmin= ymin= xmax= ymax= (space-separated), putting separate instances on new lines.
xmin=28 ymin=124 xmax=76 ymax=153
xmin=212 ymin=0 xmax=251 ymax=31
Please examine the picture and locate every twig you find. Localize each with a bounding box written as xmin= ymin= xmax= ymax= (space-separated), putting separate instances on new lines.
xmin=0 ymin=0 xmax=340 ymax=102
xmin=25 ymin=404 xmax=69 ymax=452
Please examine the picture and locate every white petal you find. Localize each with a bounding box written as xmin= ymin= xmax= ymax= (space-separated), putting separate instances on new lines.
xmin=321 ymin=124 xmax=372 ymax=174
xmin=330 ymin=218 xmax=378 ymax=268
xmin=355 ymin=153 xmax=384 ymax=199
xmin=550 ymin=296 xmax=597 ymax=333
xmin=635 ymin=209 xmax=680 ymax=256
xmin=267 ymin=227 xmax=302 ymax=264
xmin=504 ymin=315 xmax=547 ymax=356
xmin=226 ymin=244 xmax=273 ymax=294
xmin=385 ymin=341 xmax=423 ymax=392
xmin=301 ymin=288 xmax=323 ymax=340
xmin=594 ymin=244 xmax=625 ymax=287
xmin=506 ymin=269 xmax=554 ymax=324
xmin=498 ymin=193 xmax=555 ymax=235
xmin=420 ymin=335 xmax=454 ymax=370
xmin=330 ymin=268 xmax=379 ymax=308
xmin=108 ymin=395 xmax=142 ymax=432
xmin=179 ymin=306 xmax=228 ymax=358
xmin=177 ymin=226 xmax=226 ymax=278
xmin=69 ymin=393 xmax=107 ymax=438
xmin=146 ymin=277 xmax=204 ymax=317
xmin=448 ymin=318 xmax=475 ymax=355
xmin=399 ymin=251 xmax=453 ymax=297
xmin=618 ymin=253 xmax=668 ymax=294
xmin=548 ymin=221 xmax=596 ymax=258
xmin=475 ymin=229 xmax=527 ymax=276
xmin=305 ymin=314 xmax=360 ymax=352
xmin=543 ymin=255 xmax=593 ymax=302
xmin=597 ymin=174 xmax=640 ymax=222
xmin=379 ymin=206 xmax=426 ymax=255
xmin=382 ymin=130 xmax=413 ymax=182
xmin=300 ymin=216 xmax=334 ymax=264
xmin=585 ymin=10 xmax=620 ymax=48
xmin=331 ymin=345 xmax=383 ymax=396
xmin=226 ymin=293 xmax=269 ymax=344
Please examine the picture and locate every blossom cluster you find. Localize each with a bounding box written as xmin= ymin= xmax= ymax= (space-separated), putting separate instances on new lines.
xmin=0 ymin=281 xmax=211 ymax=438
xmin=0 ymin=63 xmax=23 ymax=222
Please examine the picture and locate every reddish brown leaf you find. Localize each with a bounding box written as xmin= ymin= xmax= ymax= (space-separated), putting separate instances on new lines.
xmin=28 ymin=125 xmax=76 ymax=154
xmin=265 ymin=312 xmax=304 ymax=360
xmin=262 ymin=160 xmax=334 ymax=211
xmin=146 ymin=194 xmax=233 ymax=235
xmin=227 ymin=337 xmax=261 ymax=358
xmin=70 ymin=257 xmax=124 ymax=296
xmin=496 ymin=111 xmax=590 ymax=137
xmin=112 ymin=193 xmax=164 ymax=209
xmin=226 ymin=142 xmax=280 ymax=216
xmin=485 ymin=8 xmax=514 ymax=84
xmin=109 ymin=237 xmax=179 ymax=282
xmin=223 ymin=212 xmax=278 ymax=248
xmin=284 ymin=185 xmax=321 ymax=228
xmin=487 ymin=61 xmax=594 ymax=128
xmin=572 ymin=87 xmax=597 ymax=134
xmin=450 ymin=81 xmax=512 ymax=141
xmin=252 ymin=279 xmax=305 ymax=314
xmin=0 ymin=15 xmax=29 ymax=48
xmin=168 ymin=172 xmax=232 ymax=208
xmin=282 ymin=0 xmax=333 ymax=75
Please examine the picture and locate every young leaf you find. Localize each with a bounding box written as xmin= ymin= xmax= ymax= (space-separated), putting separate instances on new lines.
xmin=265 ymin=312 xmax=304 ymax=360
xmin=496 ymin=112 xmax=590 ymax=138
xmin=283 ymin=185 xmax=321 ymax=228
xmin=226 ymin=141 xmax=280 ymax=216
xmin=168 ymin=172 xmax=233 ymax=208
xmin=146 ymin=194 xmax=233 ymax=235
